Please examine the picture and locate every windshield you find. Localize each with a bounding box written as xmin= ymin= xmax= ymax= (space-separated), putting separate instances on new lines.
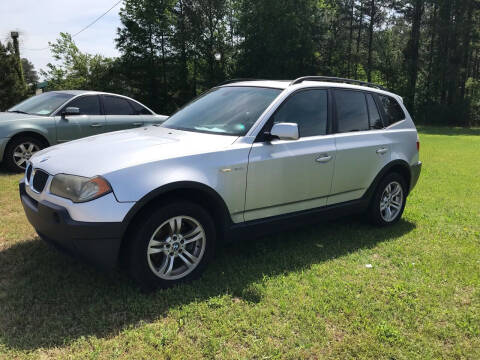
xmin=8 ymin=92 xmax=74 ymax=116
xmin=162 ymin=86 xmax=282 ymax=136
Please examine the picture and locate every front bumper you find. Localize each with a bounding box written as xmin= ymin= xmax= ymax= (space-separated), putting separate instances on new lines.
xmin=0 ymin=137 xmax=8 ymax=162
xmin=19 ymin=181 xmax=124 ymax=269
xmin=410 ymin=161 xmax=422 ymax=192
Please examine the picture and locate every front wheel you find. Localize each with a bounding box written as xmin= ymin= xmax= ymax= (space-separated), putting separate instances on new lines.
xmin=4 ymin=136 xmax=44 ymax=172
xmin=369 ymin=173 xmax=407 ymax=226
xmin=128 ymin=201 xmax=216 ymax=291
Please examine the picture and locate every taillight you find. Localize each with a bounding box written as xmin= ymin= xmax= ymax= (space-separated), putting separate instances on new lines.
xmin=416 ymin=140 xmax=420 ymax=152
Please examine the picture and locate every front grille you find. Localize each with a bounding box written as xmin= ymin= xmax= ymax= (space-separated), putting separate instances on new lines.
xmin=32 ymin=169 xmax=49 ymax=193
xmin=25 ymin=164 xmax=32 ymax=183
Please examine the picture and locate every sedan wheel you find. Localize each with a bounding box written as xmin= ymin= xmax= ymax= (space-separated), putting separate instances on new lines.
xmin=4 ymin=136 xmax=45 ymax=172
xmin=13 ymin=142 xmax=40 ymax=169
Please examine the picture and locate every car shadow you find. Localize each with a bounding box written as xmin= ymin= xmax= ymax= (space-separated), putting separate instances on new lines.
xmin=0 ymin=216 xmax=415 ymax=350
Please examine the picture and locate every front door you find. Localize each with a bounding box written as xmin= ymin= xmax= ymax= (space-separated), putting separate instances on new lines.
xmin=55 ymin=95 xmax=105 ymax=143
xmin=244 ymin=89 xmax=335 ymax=221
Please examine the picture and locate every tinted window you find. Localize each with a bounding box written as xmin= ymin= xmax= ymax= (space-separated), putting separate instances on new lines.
xmin=378 ymin=95 xmax=405 ymax=126
xmin=273 ymin=89 xmax=328 ymax=137
xmin=129 ymin=100 xmax=152 ymax=115
xmin=335 ymin=90 xmax=369 ymax=133
xmin=64 ymin=96 xmax=101 ymax=115
xmin=103 ymin=96 xmax=134 ymax=115
xmin=366 ymin=94 xmax=383 ymax=129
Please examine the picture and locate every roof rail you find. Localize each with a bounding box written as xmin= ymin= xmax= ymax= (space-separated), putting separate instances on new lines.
xmin=217 ymin=78 xmax=265 ymax=86
xmin=290 ymin=76 xmax=388 ymax=91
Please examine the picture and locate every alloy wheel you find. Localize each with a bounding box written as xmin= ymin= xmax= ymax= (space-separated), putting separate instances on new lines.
xmin=13 ymin=142 xmax=40 ymax=169
xmin=379 ymin=181 xmax=403 ymax=222
xmin=147 ymin=215 xmax=206 ymax=280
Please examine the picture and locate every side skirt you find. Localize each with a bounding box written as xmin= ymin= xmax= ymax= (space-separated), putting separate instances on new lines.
xmin=225 ymin=198 xmax=370 ymax=242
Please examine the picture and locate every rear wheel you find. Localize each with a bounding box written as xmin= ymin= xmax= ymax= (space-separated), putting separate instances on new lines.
xmin=4 ymin=136 xmax=44 ymax=172
xmin=369 ymin=173 xmax=407 ymax=226
xmin=128 ymin=201 xmax=216 ymax=291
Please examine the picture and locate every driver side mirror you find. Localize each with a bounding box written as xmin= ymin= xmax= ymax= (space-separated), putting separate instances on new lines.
xmin=268 ymin=122 xmax=299 ymax=141
xmin=62 ymin=107 xmax=80 ymax=117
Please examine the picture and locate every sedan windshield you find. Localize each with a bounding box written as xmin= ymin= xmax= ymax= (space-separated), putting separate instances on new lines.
xmin=8 ymin=92 xmax=74 ymax=116
xmin=162 ymin=86 xmax=282 ymax=136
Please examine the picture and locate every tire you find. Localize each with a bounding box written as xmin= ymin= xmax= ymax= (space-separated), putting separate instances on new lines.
xmin=369 ymin=172 xmax=407 ymax=227
xmin=127 ymin=201 xmax=216 ymax=291
xmin=4 ymin=136 xmax=45 ymax=172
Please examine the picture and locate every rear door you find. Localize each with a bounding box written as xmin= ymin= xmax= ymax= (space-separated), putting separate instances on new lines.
xmin=102 ymin=95 xmax=145 ymax=131
xmin=244 ymin=88 xmax=336 ymax=221
xmin=328 ymin=89 xmax=390 ymax=205
xmin=55 ymin=95 xmax=105 ymax=142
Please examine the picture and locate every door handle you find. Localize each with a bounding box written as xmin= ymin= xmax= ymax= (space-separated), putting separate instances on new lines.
xmin=316 ymin=154 xmax=332 ymax=163
xmin=376 ymin=147 xmax=388 ymax=155
xmin=90 ymin=123 xmax=103 ymax=128
xmin=132 ymin=122 xmax=143 ymax=126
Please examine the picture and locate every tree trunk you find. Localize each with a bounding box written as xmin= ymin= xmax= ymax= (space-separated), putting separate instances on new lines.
xmin=367 ymin=0 xmax=375 ymax=82
xmin=405 ymin=0 xmax=424 ymax=113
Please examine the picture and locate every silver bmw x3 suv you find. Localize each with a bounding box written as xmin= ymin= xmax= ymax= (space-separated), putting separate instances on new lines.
xmin=20 ymin=76 xmax=422 ymax=290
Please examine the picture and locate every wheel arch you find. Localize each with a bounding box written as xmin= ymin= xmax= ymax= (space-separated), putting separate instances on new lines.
xmin=118 ymin=181 xmax=233 ymax=265
xmin=363 ymin=160 xmax=412 ymax=202
xmin=3 ymin=131 xmax=51 ymax=161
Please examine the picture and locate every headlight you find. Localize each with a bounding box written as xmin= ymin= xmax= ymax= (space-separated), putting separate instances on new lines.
xmin=50 ymin=174 xmax=112 ymax=203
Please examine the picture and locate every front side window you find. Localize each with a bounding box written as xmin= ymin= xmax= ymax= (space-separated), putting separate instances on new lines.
xmin=162 ymin=86 xmax=282 ymax=136
xmin=334 ymin=90 xmax=369 ymax=133
xmin=8 ymin=92 xmax=74 ymax=116
xmin=62 ymin=96 xmax=101 ymax=115
xmin=378 ymin=95 xmax=405 ymax=126
xmin=273 ymin=89 xmax=328 ymax=137
xmin=103 ymin=96 xmax=135 ymax=115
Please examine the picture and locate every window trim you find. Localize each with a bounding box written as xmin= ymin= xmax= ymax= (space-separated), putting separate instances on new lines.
xmin=56 ymin=95 xmax=103 ymax=116
xmin=254 ymin=87 xmax=332 ymax=142
xmin=331 ymin=88 xmax=371 ymax=134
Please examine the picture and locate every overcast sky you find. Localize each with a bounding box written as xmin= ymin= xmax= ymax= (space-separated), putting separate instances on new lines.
xmin=0 ymin=0 xmax=122 ymax=78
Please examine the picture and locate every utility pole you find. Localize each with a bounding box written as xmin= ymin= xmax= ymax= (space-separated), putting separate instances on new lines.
xmin=10 ymin=31 xmax=26 ymax=89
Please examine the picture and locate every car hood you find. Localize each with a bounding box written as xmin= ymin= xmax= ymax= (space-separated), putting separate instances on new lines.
xmin=30 ymin=126 xmax=238 ymax=177
xmin=0 ymin=112 xmax=46 ymax=123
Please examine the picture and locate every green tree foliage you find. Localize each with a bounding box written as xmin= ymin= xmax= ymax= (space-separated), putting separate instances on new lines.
xmin=41 ymin=32 xmax=117 ymax=92
xmin=37 ymin=0 xmax=480 ymax=125
xmin=0 ymin=40 xmax=27 ymax=111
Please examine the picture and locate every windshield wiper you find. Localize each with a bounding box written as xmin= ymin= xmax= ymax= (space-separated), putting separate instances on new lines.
xmin=7 ymin=110 xmax=30 ymax=114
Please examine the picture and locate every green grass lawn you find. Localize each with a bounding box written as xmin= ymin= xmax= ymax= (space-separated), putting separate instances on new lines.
xmin=0 ymin=126 xmax=479 ymax=359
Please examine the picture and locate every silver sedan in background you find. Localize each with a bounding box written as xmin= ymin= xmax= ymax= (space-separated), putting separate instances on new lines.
xmin=0 ymin=90 xmax=167 ymax=171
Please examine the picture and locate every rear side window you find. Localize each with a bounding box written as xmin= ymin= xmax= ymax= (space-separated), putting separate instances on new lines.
xmin=64 ymin=96 xmax=101 ymax=115
xmin=129 ymin=100 xmax=152 ymax=115
xmin=366 ymin=94 xmax=383 ymax=129
xmin=103 ymin=96 xmax=134 ymax=115
xmin=273 ymin=89 xmax=328 ymax=137
xmin=334 ymin=90 xmax=369 ymax=133
xmin=378 ymin=95 xmax=405 ymax=126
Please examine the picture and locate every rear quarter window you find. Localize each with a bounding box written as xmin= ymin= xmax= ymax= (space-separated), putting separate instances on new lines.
xmin=378 ymin=95 xmax=405 ymax=126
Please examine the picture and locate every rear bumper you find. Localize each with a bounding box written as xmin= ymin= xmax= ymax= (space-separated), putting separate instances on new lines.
xmin=19 ymin=181 xmax=123 ymax=269
xmin=410 ymin=161 xmax=422 ymax=192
